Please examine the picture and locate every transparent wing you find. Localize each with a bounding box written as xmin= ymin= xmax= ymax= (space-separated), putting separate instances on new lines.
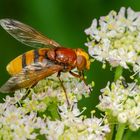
xmin=0 ymin=63 xmax=64 ymax=93
xmin=0 ymin=19 xmax=61 ymax=48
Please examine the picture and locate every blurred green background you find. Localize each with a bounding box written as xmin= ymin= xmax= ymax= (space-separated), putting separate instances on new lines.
xmin=0 ymin=0 xmax=140 ymax=139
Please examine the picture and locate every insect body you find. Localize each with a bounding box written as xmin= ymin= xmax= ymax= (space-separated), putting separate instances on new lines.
xmin=0 ymin=19 xmax=90 ymax=95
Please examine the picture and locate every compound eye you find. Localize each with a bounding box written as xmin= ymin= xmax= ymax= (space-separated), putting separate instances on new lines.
xmin=77 ymin=55 xmax=86 ymax=71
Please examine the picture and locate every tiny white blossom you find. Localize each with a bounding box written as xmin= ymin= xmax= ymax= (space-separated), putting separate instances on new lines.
xmin=118 ymin=112 xmax=128 ymax=123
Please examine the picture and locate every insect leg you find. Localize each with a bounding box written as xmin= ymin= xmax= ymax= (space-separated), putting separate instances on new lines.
xmin=121 ymin=79 xmax=128 ymax=88
xmin=79 ymin=71 xmax=92 ymax=93
xmin=69 ymin=71 xmax=81 ymax=78
xmin=21 ymin=88 xmax=31 ymax=100
xmin=21 ymin=83 xmax=37 ymax=100
xmin=57 ymin=72 xmax=70 ymax=106
xmin=69 ymin=71 xmax=92 ymax=93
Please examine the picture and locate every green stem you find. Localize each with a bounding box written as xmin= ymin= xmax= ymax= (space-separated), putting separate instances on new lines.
xmin=114 ymin=66 xmax=125 ymax=140
xmin=115 ymin=124 xmax=126 ymax=140
xmin=105 ymin=115 xmax=115 ymax=140
xmin=114 ymin=66 xmax=123 ymax=81
xmin=106 ymin=66 xmax=123 ymax=140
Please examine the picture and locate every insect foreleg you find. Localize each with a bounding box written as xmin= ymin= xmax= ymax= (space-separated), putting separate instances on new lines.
xmin=69 ymin=71 xmax=92 ymax=93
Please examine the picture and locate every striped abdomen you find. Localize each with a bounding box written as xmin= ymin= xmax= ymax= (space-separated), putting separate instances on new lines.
xmin=6 ymin=48 xmax=49 ymax=75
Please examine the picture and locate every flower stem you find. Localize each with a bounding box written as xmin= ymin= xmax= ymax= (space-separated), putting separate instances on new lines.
xmin=105 ymin=115 xmax=115 ymax=140
xmin=115 ymin=124 xmax=126 ymax=140
xmin=106 ymin=66 xmax=123 ymax=140
xmin=114 ymin=66 xmax=123 ymax=81
xmin=114 ymin=66 xmax=125 ymax=140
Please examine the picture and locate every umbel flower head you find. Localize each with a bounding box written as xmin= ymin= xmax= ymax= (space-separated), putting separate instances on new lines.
xmin=45 ymin=104 xmax=110 ymax=140
xmin=0 ymin=72 xmax=111 ymax=140
xmin=85 ymin=7 xmax=140 ymax=69
xmin=0 ymin=99 xmax=110 ymax=140
xmin=97 ymin=78 xmax=140 ymax=131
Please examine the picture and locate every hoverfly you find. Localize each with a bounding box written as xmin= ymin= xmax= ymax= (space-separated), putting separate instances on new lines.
xmin=0 ymin=19 xmax=90 ymax=104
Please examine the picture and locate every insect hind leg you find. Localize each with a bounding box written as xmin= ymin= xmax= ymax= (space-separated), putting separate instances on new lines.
xmin=57 ymin=72 xmax=70 ymax=106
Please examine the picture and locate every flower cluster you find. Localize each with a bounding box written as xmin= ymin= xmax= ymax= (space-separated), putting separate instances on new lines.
xmin=46 ymin=104 xmax=110 ymax=140
xmin=85 ymin=7 xmax=140 ymax=69
xmin=0 ymin=72 xmax=110 ymax=140
xmin=97 ymin=78 xmax=140 ymax=131
xmin=0 ymin=101 xmax=47 ymax=140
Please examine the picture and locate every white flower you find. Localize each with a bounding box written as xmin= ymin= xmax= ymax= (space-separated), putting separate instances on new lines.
xmin=97 ymin=79 xmax=140 ymax=131
xmin=118 ymin=112 xmax=128 ymax=123
xmin=85 ymin=7 xmax=140 ymax=69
